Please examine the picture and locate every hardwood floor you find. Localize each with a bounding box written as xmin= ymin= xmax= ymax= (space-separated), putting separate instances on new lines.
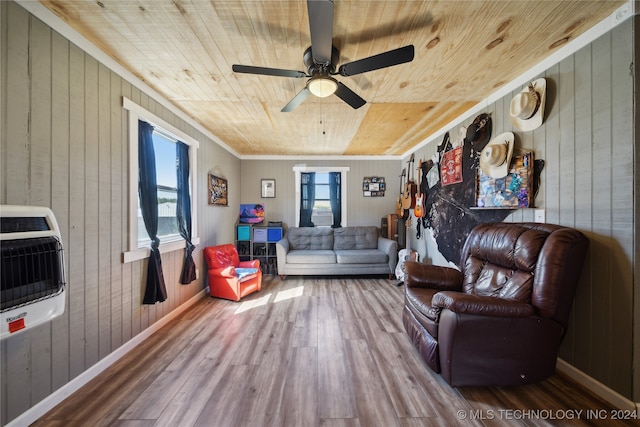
xmin=34 ymin=276 xmax=637 ymax=427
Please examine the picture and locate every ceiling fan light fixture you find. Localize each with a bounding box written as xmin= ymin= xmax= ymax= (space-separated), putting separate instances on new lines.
xmin=307 ymin=76 xmax=338 ymax=98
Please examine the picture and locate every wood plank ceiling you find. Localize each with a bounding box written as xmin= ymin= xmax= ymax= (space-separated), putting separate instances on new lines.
xmin=40 ymin=0 xmax=625 ymax=157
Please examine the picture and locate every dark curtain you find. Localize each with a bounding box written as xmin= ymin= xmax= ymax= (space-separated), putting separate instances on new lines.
xmin=176 ymin=141 xmax=196 ymax=284
xmin=329 ymin=172 xmax=342 ymax=228
xmin=299 ymin=172 xmax=315 ymax=227
xmin=139 ymin=120 xmax=167 ymax=304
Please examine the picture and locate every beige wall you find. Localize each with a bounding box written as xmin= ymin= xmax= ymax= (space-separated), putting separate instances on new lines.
xmin=404 ymin=17 xmax=638 ymax=402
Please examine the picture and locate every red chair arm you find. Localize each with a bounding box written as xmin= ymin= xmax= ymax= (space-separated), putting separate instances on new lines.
xmin=210 ymin=266 xmax=236 ymax=278
xmin=239 ymin=259 xmax=260 ymax=269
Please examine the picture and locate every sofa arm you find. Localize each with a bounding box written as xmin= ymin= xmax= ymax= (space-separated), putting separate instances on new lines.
xmin=404 ymin=262 xmax=463 ymax=291
xmin=276 ymin=238 xmax=290 ymax=276
xmin=377 ymin=236 xmax=398 ymax=275
xmin=432 ymin=291 xmax=535 ymax=318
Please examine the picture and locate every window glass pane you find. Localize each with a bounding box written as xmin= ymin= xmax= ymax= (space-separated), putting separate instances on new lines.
xmin=315 ymin=172 xmax=329 ymax=184
xmin=312 ymin=173 xmax=332 ymax=224
xmin=138 ymin=131 xmax=181 ymax=247
xmin=315 ymin=185 xmax=330 ymax=200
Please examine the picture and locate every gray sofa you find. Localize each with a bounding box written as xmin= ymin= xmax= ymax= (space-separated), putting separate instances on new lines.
xmin=276 ymin=226 xmax=397 ymax=278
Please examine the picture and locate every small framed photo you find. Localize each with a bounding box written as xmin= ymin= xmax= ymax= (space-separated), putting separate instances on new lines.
xmin=261 ymin=179 xmax=276 ymax=198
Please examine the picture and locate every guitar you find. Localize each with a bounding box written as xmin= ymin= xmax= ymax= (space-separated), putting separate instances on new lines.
xmin=395 ymin=215 xmax=419 ymax=283
xmin=396 ymin=168 xmax=406 ymax=217
xmin=402 ymin=154 xmax=417 ymax=210
xmin=414 ymin=159 xmax=424 ymax=218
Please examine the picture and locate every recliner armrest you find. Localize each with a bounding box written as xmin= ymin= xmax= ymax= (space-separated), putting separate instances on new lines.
xmin=405 ymin=262 xmax=464 ymax=291
xmin=432 ymin=291 xmax=535 ymax=318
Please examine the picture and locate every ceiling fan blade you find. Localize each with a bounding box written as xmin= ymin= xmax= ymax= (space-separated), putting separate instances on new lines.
xmin=281 ymin=87 xmax=311 ymax=112
xmin=338 ymin=45 xmax=415 ymax=77
xmin=307 ymin=0 xmax=334 ymax=65
xmin=334 ymin=82 xmax=366 ymax=110
xmin=232 ymin=64 xmax=306 ymax=78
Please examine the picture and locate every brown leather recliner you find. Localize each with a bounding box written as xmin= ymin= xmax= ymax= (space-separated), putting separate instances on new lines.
xmin=403 ymin=222 xmax=589 ymax=387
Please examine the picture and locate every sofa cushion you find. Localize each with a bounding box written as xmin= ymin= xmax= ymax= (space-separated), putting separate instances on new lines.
xmin=287 ymin=249 xmax=336 ymax=264
xmin=333 ymin=226 xmax=379 ymax=250
xmin=287 ymin=227 xmax=334 ymax=250
xmin=335 ymin=249 xmax=388 ymax=264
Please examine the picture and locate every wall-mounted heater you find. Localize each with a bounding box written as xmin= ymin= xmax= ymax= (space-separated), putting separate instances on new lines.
xmin=1 ymin=205 xmax=66 ymax=340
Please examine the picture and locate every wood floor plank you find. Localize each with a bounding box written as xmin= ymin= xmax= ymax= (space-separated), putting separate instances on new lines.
xmin=193 ymin=364 xmax=257 ymax=427
xmin=34 ymin=276 xmax=633 ymax=427
xmin=278 ymin=346 xmax=319 ymax=426
xmin=345 ymin=338 xmax=402 ymax=427
xmin=318 ymin=316 xmax=358 ymax=419
xmin=362 ymin=326 xmax=435 ymax=418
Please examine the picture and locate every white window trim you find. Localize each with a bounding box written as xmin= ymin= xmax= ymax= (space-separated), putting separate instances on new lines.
xmin=293 ymin=166 xmax=349 ymax=227
xmin=122 ymin=97 xmax=200 ymax=263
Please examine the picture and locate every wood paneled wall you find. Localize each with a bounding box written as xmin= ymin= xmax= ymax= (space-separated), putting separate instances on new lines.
xmin=405 ymin=17 xmax=637 ymax=402
xmin=0 ymin=2 xmax=240 ymax=424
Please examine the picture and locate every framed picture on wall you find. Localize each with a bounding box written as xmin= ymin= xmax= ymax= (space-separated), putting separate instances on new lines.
xmin=208 ymin=174 xmax=228 ymax=206
xmin=363 ymin=177 xmax=385 ymax=197
xmin=261 ymin=179 xmax=276 ymax=198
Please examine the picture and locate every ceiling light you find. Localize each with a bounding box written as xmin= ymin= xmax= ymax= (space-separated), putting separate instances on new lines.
xmin=307 ymin=76 xmax=338 ymax=98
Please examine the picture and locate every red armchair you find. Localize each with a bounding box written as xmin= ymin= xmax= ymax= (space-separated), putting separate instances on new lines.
xmin=203 ymin=244 xmax=262 ymax=301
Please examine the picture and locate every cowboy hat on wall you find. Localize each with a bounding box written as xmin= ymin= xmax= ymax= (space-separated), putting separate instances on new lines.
xmin=480 ymin=132 xmax=514 ymax=179
xmin=509 ymin=78 xmax=546 ymax=132
xmin=465 ymin=113 xmax=492 ymax=150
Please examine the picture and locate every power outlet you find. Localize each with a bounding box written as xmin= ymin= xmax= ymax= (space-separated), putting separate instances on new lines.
xmin=534 ymin=209 xmax=545 ymax=223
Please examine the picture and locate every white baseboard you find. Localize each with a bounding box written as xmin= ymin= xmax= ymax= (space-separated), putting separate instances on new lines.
xmin=556 ymin=358 xmax=639 ymax=413
xmin=7 ymin=290 xmax=207 ymax=427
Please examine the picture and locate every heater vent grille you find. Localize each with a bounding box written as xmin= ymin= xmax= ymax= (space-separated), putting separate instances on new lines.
xmin=1 ymin=236 xmax=65 ymax=311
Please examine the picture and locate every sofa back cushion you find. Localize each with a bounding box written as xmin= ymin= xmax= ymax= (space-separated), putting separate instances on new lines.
xmin=333 ymin=226 xmax=379 ymax=250
xmin=287 ymin=227 xmax=334 ymax=250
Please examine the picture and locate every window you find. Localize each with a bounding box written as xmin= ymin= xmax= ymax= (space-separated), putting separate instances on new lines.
xmin=312 ymin=173 xmax=332 ymax=226
xmin=123 ymin=97 xmax=199 ymax=263
xmin=137 ymin=130 xmax=181 ymax=247
xmin=293 ymin=166 xmax=349 ymax=227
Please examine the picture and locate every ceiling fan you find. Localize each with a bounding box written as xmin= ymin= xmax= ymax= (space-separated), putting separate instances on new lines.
xmin=232 ymin=0 xmax=415 ymax=112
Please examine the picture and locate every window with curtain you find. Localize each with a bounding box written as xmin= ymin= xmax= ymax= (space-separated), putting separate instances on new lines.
xmin=123 ymin=98 xmax=200 ymax=267
xmin=137 ymin=129 xmax=181 ymax=248
xmin=294 ymin=166 xmax=349 ymax=228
